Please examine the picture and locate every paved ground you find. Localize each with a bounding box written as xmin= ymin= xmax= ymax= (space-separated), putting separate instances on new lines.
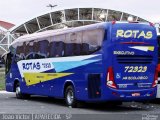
xmin=0 ymin=91 xmax=160 ymax=120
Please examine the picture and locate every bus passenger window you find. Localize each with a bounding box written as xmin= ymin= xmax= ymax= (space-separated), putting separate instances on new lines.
xmin=34 ymin=41 xmax=40 ymax=59
xmin=74 ymin=44 xmax=81 ymax=55
xmin=64 ymin=43 xmax=74 ymax=56
xmin=49 ymin=42 xmax=56 ymax=57
xmin=64 ymin=32 xmax=82 ymax=56
xmin=49 ymin=35 xmax=65 ymax=57
xmin=33 ymin=39 xmax=49 ymax=59
xmin=82 ymin=29 xmax=104 ymax=55
xmin=81 ymin=43 xmax=89 ymax=55
xmin=15 ymin=42 xmax=25 ymax=61
xmin=25 ymin=41 xmax=34 ymax=59
xmin=15 ymin=46 xmax=21 ymax=62
xmin=74 ymin=32 xmax=83 ymax=56
xmin=57 ymin=41 xmax=64 ymax=57
xmin=49 ymin=41 xmax=64 ymax=57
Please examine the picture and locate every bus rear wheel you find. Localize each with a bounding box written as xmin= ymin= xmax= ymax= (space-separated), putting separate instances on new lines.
xmin=65 ymin=85 xmax=77 ymax=108
xmin=15 ymin=83 xmax=30 ymax=99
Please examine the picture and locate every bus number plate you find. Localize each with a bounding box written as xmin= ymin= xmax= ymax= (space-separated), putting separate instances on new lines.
xmin=124 ymin=66 xmax=147 ymax=73
xmin=132 ymin=93 xmax=140 ymax=97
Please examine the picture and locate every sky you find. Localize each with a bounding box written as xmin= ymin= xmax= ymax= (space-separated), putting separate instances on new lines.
xmin=0 ymin=0 xmax=159 ymax=26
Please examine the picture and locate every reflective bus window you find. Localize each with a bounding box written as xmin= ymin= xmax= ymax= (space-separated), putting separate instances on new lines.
xmin=15 ymin=42 xmax=25 ymax=61
xmin=73 ymin=32 xmax=82 ymax=55
xmin=64 ymin=32 xmax=82 ymax=56
xmin=34 ymin=40 xmax=39 ymax=57
xmin=25 ymin=41 xmax=34 ymax=59
xmin=49 ymin=35 xmax=65 ymax=57
xmin=82 ymin=29 xmax=104 ymax=55
xmin=36 ymin=39 xmax=49 ymax=59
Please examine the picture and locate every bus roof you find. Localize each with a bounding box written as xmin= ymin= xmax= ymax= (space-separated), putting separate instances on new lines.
xmin=10 ymin=22 xmax=107 ymax=46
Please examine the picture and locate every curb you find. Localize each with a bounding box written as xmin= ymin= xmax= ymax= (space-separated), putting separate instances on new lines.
xmin=0 ymin=91 xmax=12 ymax=94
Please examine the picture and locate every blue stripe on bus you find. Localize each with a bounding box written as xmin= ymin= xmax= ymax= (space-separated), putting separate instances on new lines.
xmin=52 ymin=59 xmax=101 ymax=72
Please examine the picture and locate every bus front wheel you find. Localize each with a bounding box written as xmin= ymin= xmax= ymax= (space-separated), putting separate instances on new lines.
xmin=15 ymin=83 xmax=30 ymax=99
xmin=65 ymin=85 xmax=77 ymax=108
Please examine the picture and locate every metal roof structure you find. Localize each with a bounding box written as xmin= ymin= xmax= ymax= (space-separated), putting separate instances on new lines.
xmin=0 ymin=8 xmax=149 ymax=55
xmin=0 ymin=20 xmax=14 ymax=55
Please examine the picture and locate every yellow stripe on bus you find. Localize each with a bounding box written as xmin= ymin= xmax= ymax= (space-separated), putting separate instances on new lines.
xmin=23 ymin=73 xmax=73 ymax=86
xmin=148 ymin=46 xmax=154 ymax=51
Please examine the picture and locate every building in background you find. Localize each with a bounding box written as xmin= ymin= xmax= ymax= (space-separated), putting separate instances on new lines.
xmin=0 ymin=20 xmax=14 ymax=55
xmin=0 ymin=8 xmax=149 ymax=56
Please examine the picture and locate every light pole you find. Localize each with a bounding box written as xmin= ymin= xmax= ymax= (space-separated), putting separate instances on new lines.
xmin=46 ymin=4 xmax=57 ymax=10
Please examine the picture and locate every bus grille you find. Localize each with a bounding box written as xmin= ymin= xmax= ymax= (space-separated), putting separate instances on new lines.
xmin=117 ymin=55 xmax=153 ymax=64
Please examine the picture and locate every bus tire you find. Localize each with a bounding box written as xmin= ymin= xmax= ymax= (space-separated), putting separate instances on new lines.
xmin=113 ymin=101 xmax=123 ymax=106
xmin=65 ymin=85 xmax=77 ymax=108
xmin=15 ymin=83 xmax=30 ymax=99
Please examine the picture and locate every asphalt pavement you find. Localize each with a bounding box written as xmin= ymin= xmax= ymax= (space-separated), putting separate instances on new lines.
xmin=0 ymin=91 xmax=160 ymax=120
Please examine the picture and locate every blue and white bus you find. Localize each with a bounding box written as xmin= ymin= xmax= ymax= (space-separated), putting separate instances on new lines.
xmin=5 ymin=22 xmax=158 ymax=107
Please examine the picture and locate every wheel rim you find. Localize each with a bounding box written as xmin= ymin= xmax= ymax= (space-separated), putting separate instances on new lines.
xmin=16 ymin=86 xmax=20 ymax=95
xmin=67 ymin=89 xmax=74 ymax=105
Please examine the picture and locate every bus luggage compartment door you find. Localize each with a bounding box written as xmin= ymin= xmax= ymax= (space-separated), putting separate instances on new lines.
xmin=88 ymin=74 xmax=101 ymax=99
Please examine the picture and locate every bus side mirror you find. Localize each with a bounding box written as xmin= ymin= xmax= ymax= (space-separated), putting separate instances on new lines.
xmin=1 ymin=54 xmax=7 ymax=64
xmin=1 ymin=52 xmax=10 ymax=64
